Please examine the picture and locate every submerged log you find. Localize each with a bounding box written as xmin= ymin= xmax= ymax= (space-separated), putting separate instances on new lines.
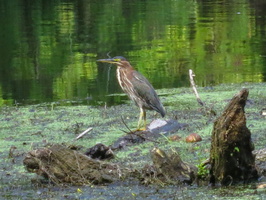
xmin=209 ymin=88 xmax=258 ymax=186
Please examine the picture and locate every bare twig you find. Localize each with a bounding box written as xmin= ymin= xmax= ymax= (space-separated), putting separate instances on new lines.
xmin=120 ymin=116 xmax=134 ymax=134
xmin=76 ymin=127 xmax=93 ymax=140
xmin=189 ymin=69 xmax=205 ymax=106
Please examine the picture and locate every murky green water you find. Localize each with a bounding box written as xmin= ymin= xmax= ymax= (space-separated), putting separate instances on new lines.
xmin=0 ymin=0 xmax=266 ymax=106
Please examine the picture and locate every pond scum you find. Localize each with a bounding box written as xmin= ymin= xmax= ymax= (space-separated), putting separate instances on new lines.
xmin=0 ymin=83 xmax=265 ymax=199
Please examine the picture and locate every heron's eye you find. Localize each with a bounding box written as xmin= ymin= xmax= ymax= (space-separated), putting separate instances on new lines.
xmin=113 ymin=59 xmax=121 ymax=62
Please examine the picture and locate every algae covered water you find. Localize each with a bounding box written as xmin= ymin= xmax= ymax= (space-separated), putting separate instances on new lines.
xmin=0 ymin=83 xmax=265 ymax=199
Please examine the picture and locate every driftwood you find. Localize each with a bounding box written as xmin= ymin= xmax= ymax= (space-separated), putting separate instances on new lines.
xmin=209 ymin=88 xmax=258 ymax=185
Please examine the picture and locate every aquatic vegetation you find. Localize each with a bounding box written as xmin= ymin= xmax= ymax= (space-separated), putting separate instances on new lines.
xmin=0 ymin=83 xmax=265 ymax=199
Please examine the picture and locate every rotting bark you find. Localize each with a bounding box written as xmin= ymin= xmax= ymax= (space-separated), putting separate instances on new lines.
xmin=209 ymin=88 xmax=258 ymax=186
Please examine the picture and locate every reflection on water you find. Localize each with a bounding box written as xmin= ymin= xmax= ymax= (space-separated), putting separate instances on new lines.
xmin=0 ymin=0 xmax=265 ymax=106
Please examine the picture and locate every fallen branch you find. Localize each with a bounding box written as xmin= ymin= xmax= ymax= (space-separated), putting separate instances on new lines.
xmin=189 ymin=69 xmax=205 ymax=106
xmin=76 ymin=127 xmax=93 ymax=140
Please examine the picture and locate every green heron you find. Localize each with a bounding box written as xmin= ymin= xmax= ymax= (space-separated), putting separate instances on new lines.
xmin=97 ymin=56 xmax=165 ymax=130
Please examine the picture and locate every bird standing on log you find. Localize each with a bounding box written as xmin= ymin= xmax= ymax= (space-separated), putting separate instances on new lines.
xmin=97 ymin=56 xmax=165 ymax=130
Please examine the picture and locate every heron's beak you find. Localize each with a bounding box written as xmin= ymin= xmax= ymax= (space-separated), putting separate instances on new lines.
xmin=97 ymin=58 xmax=117 ymax=64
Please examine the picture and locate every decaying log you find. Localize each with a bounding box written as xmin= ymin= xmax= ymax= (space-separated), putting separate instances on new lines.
xmin=23 ymin=144 xmax=126 ymax=185
xmin=209 ymin=88 xmax=258 ymax=186
xmin=23 ymin=144 xmax=198 ymax=186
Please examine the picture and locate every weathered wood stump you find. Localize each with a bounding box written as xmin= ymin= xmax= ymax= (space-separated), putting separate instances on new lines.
xmin=209 ymin=88 xmax=258 ymax=185
xmin=149 ymin=148 xmax=197 ymax=184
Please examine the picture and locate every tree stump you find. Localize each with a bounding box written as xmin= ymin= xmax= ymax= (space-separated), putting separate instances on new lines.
xmin=209 ymin=88 xmax=258 ymax=185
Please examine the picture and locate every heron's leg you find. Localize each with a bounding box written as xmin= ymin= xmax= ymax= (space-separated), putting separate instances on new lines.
xmin=137 ymin=108 xmax=143 ymax=130
xmin=143 ymin=109 xmax=146 ymax=129
xmin=137 ymin=108 xmax=146 ymax=131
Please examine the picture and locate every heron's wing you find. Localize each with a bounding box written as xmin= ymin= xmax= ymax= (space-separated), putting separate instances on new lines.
xmin=131 ymin=71 xmax=165 ymax=117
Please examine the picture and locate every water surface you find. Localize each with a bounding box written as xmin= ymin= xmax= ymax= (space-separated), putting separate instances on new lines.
xmin=0 ymin=0 xmax=265 ymax=106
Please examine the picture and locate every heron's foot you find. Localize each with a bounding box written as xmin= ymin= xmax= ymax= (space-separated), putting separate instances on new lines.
xmin=137 ymin=122 xmax=147 ymax=132
xmin=134 ymin=126 xmax=147 ymax=132
xmin=126 ymin=127 xmax=147 ymax=134
xmin=137 ymin=127 xmax=146 ymax=131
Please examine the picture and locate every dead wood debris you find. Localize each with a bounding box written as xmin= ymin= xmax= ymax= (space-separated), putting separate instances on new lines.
xmin=23 ymin=144 xmax=198 ymax=186
xmin=23 ymin=144 xmax=126 ymax=185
